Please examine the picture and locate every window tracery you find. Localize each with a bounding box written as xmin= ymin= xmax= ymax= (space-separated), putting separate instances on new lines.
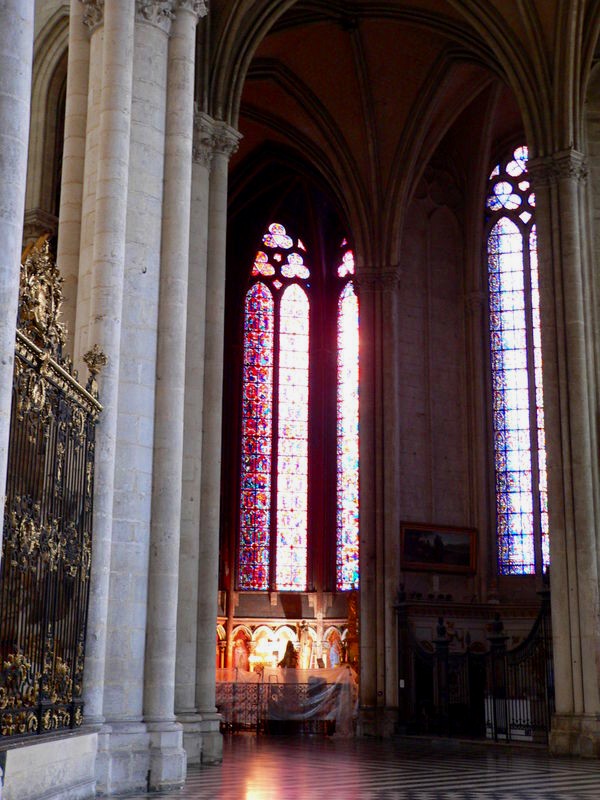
xmin=237 ymin=224 xmax=359 ymax=592
xmin=486 ymin=146 xmax=548 ymax=575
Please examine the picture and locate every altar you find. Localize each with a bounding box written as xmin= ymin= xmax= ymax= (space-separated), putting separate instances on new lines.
xmin=216 ymin=665 xmax=358 ymax=737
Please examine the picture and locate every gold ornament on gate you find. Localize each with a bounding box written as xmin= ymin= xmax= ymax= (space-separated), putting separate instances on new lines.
xmin=83 ymin=344 xmax=107 ymax=398
xmin=18 ymin=236 xmax=66 ymax=357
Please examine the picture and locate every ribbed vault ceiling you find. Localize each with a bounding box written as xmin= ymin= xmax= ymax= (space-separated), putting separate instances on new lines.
xmin=226 ymin=0 xmax=522 ymax=259
xmin=212 ymin=0 xmax=599 ymax=258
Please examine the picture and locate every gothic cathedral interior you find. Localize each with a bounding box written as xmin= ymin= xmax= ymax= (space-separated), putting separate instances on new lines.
xmin=1 ymin=1 xmax=600 ymax=798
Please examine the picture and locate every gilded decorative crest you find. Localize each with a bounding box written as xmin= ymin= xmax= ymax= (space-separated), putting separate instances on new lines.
xmin=19 ymin=236 xmax=66 ymax=357
xmin=83 ymin=344 xmax=107 ymax=398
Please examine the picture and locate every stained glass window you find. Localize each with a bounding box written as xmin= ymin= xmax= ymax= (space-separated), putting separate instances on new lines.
xmin=486 ymin=146 xmax=548 ymax=575
xmin=276 ymin=285 xmax=309 ymax=590
xmin=238 ymin=282 xmax=274 ymax=590
xmin=237 ymin=224 xmax=360 ymax=592
xmin=237 ymin=224 xmax=311 ymax=591
xmin=336 ymin=249 xmax=360 ymax=590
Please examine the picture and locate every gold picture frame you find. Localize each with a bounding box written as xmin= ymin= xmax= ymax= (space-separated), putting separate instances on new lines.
xmin=400 ymin=522 xmax=477 ymax=574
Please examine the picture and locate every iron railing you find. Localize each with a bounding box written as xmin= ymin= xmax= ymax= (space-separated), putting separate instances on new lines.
xmin=398 ymin=592 xmax=554 ymax=743
xmin=0 ymin=238 xmax=103 ymax=740
xmin=216 ymin=681 xmax=341 ymax=736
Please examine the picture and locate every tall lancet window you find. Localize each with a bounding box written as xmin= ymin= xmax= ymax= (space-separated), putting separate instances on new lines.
xmin=486 ymin=146 xmax=548 ymax=575
xmin=238 ymin=224 xmax=310 ymax=591
xmin=236 ymin=225 xmax=360 ymax=592
xmin=336 ymin=246 xmax=360 ymax=590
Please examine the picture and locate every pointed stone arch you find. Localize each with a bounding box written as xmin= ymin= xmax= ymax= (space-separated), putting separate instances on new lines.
xmin=25 ymin=6 xmax=70 ymax=241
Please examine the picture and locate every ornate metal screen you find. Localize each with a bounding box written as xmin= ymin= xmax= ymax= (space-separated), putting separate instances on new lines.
xmin=397 ymin=592 xmax=554 ymax=743
xmin=0 ymin=238 xmax=103 ymax=739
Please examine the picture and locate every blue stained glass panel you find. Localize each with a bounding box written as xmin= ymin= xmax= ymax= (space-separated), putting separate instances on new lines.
xmin=488 ymin=217 xmax=535 ymax=575
xmin=487 ymin=146 xmax=549 ymax=577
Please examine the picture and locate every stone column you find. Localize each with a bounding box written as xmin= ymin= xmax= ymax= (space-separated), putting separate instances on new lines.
xmin=380 ymin=270 xmax=402 ymax=732
xmin=0 ymin=0 xmax=34 ymax=557
xmin=145 ymin=1 xmax=206 ymax=791
xmin=56 ymin=0 xmax=91 ymax=353
xmin=73 ymin=5 xmax=104 ymax=369
xmin=529 ymin=150 xmax=600 ymax=756
xmin=96 ymin=2 xmax=171 ymax=794
xmin=195 ymin=118 xmax=241 ymax=764
xmin=82 ymin=0 xmax=135 ymax=728
xmin=175 ymin=112 xmax=213 ymax=764
xmin=354 ymin=266 xmax=401 ymax=737
xmin=464 ymin=291 xmax=492 ymax=601
xmin=355 ymin=267 xmax=401 ymax=737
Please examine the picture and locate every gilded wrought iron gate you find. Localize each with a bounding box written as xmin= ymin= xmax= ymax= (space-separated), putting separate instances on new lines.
xmin=398 ymin=593 xmax=554 ymax=743
xmin=0 ymin=238 xmax=103 ymax=740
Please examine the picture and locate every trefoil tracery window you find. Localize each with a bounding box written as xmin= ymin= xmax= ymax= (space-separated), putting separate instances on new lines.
xmin=237 ymin=224 xmax=359 ymax=592
xmin=486 ymin=146 xmax=548 ymax=576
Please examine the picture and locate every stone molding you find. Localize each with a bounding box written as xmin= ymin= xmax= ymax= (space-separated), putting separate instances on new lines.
xmin=80 ymin=0 xmax=104 ymax=33
xmin=135 ymin=0 xmax=175 ymax=33
xmin=528 ymin=149 xmax=588 ymax=189
xmin=354 ymin=267 xmax=401 ymax=294
xmin=23 ymin=208 xmax=58 ymax=247
xmin=174 ymin=0 xmax=208 ymax=18
xmin=193 ymin=114 xmax=242 ymax=165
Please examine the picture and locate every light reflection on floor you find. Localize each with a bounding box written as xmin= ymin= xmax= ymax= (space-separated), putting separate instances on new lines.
xmin=117 ymin=733 xmax=600 ymax=799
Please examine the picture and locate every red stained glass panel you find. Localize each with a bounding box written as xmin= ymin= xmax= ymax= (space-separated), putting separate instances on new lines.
xmin=238 ymin=283 xmax=274 ymax=590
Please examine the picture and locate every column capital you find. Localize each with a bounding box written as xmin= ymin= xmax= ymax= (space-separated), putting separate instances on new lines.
xmin=174 ymin=0 xmax=208 ymax=19
xmin=193 ymin=111 xmax=216 ymax=167
xmin=193 ymin=114 xmax=242 ymax=164
xmin=135 ymin=0 xmax=175 ymax=34
xmin=212 ymin=119 xmax=243 ymax=158
xmin=528 ymin=149 xmax=588 ymax=189
xmin=80 ymin=0 xmax=104 ymax=33
xmin=354 ymin=266 xmax=401 ymax=294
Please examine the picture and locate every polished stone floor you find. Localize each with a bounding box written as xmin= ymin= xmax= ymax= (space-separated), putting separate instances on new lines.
xmin=118 ymin=735 xmax=600 ymax=799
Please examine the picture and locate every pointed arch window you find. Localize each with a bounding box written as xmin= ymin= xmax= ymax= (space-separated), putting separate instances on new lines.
xmin=237 ymin=224 xmax=359 ymax=592
xmin=486 ymin=146 xmax=548 ymax=575
xmin=336 ymin=247 xmax=360 ymax=590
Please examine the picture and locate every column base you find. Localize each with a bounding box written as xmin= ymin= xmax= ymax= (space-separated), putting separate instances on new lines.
xmin=177 ymin=712 xmax=203 ymax=765
xmin=197 ymin=711 xmax=223 ymax=765
xmin=549 ymin=713 xmax=600 ymax=757
xmin=357 ymin=705 xmax=397 ymax=737
xmin=146 ymin=721 xmax=187 ymax=792
xmin=95 ymin=722 xmax=150 ymax=796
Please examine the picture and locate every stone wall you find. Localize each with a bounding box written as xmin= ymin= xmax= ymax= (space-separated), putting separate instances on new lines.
xmin=2 ymin=733 xmax=97 ymax=800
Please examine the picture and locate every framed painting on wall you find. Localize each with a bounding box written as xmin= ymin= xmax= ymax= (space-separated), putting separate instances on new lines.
xmin=400 ymin=522 xmax=477 ymax=574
